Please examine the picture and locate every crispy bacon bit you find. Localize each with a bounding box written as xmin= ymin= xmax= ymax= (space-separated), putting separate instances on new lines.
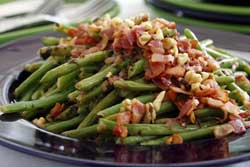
xmin=145 ymin=62 xmax=165 ymax=79
xmin=239 ymin=112 xmax=250 ymax=118
xmin=221 ymin=102 xmax=240 ymax=118
xmin=166 ymin=134 xmax=183 ymax=144
xmin=201 ymin=97 xmax=224 ymax=108
xmin=177 ymin=39 xmax=191 ymax=53
xmin=244 ymin=121 xmax=250 ymax=128
xmin=130 ymin=99 xmax=145 ymax=123
xmin=113 ymin=125 xmax=128 ymax=138
xmin=229 ymin=119 xmax=246 ymax=134
xmin=155 ymin=18 xmax=176 ymax=29
xmin=213 ymin=124 xmax=235 ymax=139
xmin=116 ymin=111 xmax=131 ymax=125
xmin=148 ymin=40 xmax=165 ymax=54
xmin=166 ymin=90 xmax=177 ymax=101
xmin=170 ymin=86 xmax=192 ymax=95
xmin=177 ymin=98 xmax=199 ymax=119
xmin=165 ymin=66 xmax=185 ymax=77
xmin=49 ymin=103 xmax=65 ymax=118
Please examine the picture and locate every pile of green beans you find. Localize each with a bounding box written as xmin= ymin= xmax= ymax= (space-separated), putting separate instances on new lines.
xmin=0 ymin=27 xmax=250 ymax=146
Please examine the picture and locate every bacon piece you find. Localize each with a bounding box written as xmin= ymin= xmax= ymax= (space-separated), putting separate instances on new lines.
xmin=195 ymin=88 xmax=217 ymax=97
xmin=82 ymin=34 xmax=109 ymax=55
xmin=166 ymin=90 xmax=177 ymax=101
xmin=187 ymin=48 xmax=204 ymax=59
xmin=67 ymin=28 xmax=78 ymax=37
xmin=49 ymin=103 xmax=65 ymax=118
xmin=212 ymin=89 xmax=229 ymax=102
xmin=116 ymin=111 xmax=131 ymax=125
xmin=155 ymin=18 xmax=176 ymax=29
xmin=151 ymin=53 xmax=174 ymax=64
xmin=213 ymin=124 xmax=235 ymax=139
xmin=130 ymin=99 xmax=145 ymax=123
xmin=170 ymin=86 xmax=192 ymax=95
xmin=177 ymin=98 xmax=199 ymax=118
xmin=148 ymin=40 xmax=165 ymax=54
xmin=177 ymin=39 xmax=191 ymax=53
xmin=113 ymin=125 xmax=128 ymax=138
xmin=204 ymin=58 xmax=220 ymax=72
xmin=201 ymin=97 xmax=224 ymax=108
xmin=244 ymin=121 xmax=250 ymax=128
xmin=229 ymin=119 xmax=246 ymax=134
xmin=221 ymin=101 xmax=240 ymax=118
xmin=203 ymin=79 xmax=220 ymax=89
xmin=165 ymin=66 xmax=185 ymax=77
xmin=145 ymin=62 xmax=165 ymax=79
xmin=166 ymin=134 xmax=183 ymax=144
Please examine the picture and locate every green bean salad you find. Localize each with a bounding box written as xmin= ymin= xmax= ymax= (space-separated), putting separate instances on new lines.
xmin=1 ymin=14 xmax=250 ymax=145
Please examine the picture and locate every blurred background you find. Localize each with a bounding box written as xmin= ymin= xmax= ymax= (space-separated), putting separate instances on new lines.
xmin=0 ymin=0 xmax=250 ymax=45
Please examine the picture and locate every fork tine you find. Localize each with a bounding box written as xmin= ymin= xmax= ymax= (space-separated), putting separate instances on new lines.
xmin=71 ymin=0 xmax=110 ymax=19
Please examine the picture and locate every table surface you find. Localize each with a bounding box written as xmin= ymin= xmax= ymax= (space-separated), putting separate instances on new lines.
xmin=1 ymin=0 xmax=250 ymax=167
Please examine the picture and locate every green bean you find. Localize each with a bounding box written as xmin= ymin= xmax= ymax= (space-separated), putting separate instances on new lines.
xmin=77 ymin=104 xmax=89 ymax=115
xmin=55 ymin=105 xmax=78 ymax=121
xmin=39 ymin=45 xmax=73 ymax=59
xmin=78 ymin=90 xmax=121 ymax=128
xmin=195 ymin=108 xmax=224 ymax=118
xmin=54 ymin=24 xmax=73 ymax=34
xmin=184 ymin=28 xmax=205 ymax=52
xmin=128 ymin=59 xmax=146 ymax=78
xmin=99 ymin=119 xmax=200 ymax=136
xmin=1 ymin=88 xmax=74 ymax=113
xmin=20 ymin=84 xmax=40 ymax=101
xmin=97 ymin=94 xmax=156 ymax=117
xmin=215 ymin=76 xmax=234 ymax=85
xmin=47 ymin=114 xmax=85 ymax=133
xmin=200 ymin=39 xmax=213 ymax=47
xmin=235 ymin=76 xmax=250 ymax=94
xmin=41 ymin=36 xmax=60 ymax=46
xmin=238 ymin=61 xmax=250 ymax=76
xmin=219 ymin=58 xmax=239 ymax=68
xmin=75 ymin=65 xmax=118 ymax=91
xmin=31 ymin=84 xmax=45 ymax=100
xmin=57 ymin=70 xmax=79 ymax=91
xmin=205 ymin=47 xmax=231 ymax=59
xmin=116 ymin=136 xmax=157 ymax=145
xmin=24 ymin=61 xmax=44 ymax=73
xmin=40 ymin=51 xmax=112 ymax=84
xmin=43 ymin=84 xmax=58 ymax=97
xmin=227 ymin=83 xmax=249 ymax=104
xmin=62 ymin=124 xmax=98 ymax=138
xmin=68 ymin=90 xmax=80 ymax=102
xmin=114 ymin=80 xmax=160 ymax=91
xmin=157 ymin=101 xmax=177 ymax=116
xmin=14 ymin=56 xmax=58 ymax=98
xmin=77 ymin=81 xmax=111 ymax=104
xmin=141 ymin=126 xmax=215 ymax=145
xmin=21 ymin=109 xmax=45 ymax=120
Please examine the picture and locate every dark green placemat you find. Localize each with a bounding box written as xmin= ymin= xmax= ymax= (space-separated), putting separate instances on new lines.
xmin=160 ymin=0 xmax=250 ymax=15
xmin=146 ymin=0 xmax=250 ymax=33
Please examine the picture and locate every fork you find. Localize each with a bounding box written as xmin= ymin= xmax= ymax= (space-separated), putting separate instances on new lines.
xmin=0 ymin=0 xmax=116 ymax=34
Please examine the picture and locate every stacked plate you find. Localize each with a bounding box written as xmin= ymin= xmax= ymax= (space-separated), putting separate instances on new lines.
xmin=146 ymin=0 xmax=250 ymax=33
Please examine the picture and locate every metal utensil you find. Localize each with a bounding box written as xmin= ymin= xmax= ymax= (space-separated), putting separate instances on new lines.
xmin=0 ymin=0 xmax=116 ymax=34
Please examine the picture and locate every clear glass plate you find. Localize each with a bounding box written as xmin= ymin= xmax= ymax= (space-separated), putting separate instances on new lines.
xmin=0 ymin=31 xmax=250 ymax=167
